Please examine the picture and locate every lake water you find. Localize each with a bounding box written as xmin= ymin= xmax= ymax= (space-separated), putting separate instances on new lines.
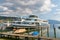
xmin=49 ymin=26 xmax=60 ymax=38
xmin=0 ymin=24 xmax=60 ymax=40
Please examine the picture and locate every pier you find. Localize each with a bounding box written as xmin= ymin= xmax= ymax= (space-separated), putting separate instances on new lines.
xmin=0 ymin=25 xmax=59 ymax=40
xmin=0 ymin=24 xmax=59 ymax=40
xmin=0 ymin=32 xmax=59 ymax=40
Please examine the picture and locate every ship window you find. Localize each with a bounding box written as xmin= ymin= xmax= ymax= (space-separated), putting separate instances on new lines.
xmin=35 ymin=22 xmax=39 ymax=25
xmin=25 ymin=19 xmax=31 ymax=20
xmin=17 ymin=22 xmax=21 ymax=24
xmin=31 ymin=23 xmax=34 ymax=24
xmin=34 ymin=19 xmax=38 ymax=21
xmin=22 ymin=22 xmax=29 ymax=24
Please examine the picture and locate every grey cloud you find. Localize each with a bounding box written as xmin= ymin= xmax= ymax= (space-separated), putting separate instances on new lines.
xmin=0 ymin=0 xmax=56 ymax=17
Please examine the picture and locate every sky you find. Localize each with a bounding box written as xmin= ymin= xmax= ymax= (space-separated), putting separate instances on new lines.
xmin=0 ymin=0 xmax=60 ymax=21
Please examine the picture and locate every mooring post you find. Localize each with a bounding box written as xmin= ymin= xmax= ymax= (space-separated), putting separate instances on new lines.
xmin=41 ymin=27 xmax=42 ymax=37
xmin=53 ymin=24 xmax=56 ymax=38
xmin=47 ymin=27 xmax=49 ymax=37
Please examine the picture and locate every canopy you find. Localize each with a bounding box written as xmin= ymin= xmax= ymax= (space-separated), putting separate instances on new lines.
xmin=14 ymin=29 xmax=26 ymax=34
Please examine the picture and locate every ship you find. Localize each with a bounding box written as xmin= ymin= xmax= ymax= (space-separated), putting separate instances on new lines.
xmin=2 ymin=15 xmax=50 ymax=36
xmin=3 ymin=15 xmax=49 ymax=28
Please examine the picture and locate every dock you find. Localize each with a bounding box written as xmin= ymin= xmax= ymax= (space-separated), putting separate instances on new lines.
xmin=0 ymin=32 xmax=59 ymax=40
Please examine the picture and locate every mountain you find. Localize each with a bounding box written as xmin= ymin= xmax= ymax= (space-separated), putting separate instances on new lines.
xmin=48 ymin=20 xmax=60 ymax=24
xmin=0 ymin=16 xmax=19 ymax=21
xmin=48 ymin=20 xmax=60 ymax=28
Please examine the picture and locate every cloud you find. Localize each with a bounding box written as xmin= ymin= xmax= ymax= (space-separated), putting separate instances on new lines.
xmin=0 ymin=0 xmax=57 ymax=16
xmin=22 ymin=8 xmax=32 ymax=14
xmin=56 ymin=9 xmax=60 ymax=12
xmin=6 ymin=0 xmax=41 ymax=5
xmin=40 ymin=0 xmax=57 ymax=12
xmin=50 ymin=15 xmax=60 ymax=21
xmin=50 ymin=8 xmax=60 ymax=21
xmin=1 ymin=2 xmax=14 ymax=6
xmin=54 ymin=9 xmax=60 ymax=15
xmin=0 ymin=6 xmax=8 ymax=11
xmin=17 ymin=0 xmax=37 ymax=5
xmin=0 ymin=9 xmax=13 ymax=15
